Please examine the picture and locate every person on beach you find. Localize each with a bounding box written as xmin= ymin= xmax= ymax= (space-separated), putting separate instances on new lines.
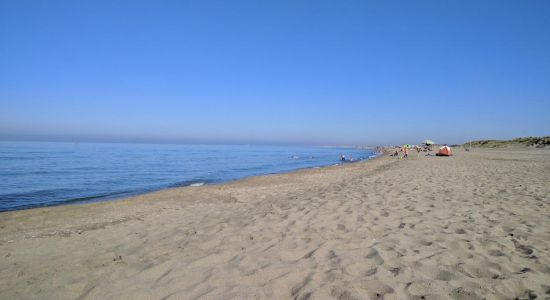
xmin=340 ymin=154 xmax=346 ymax=161
xmin=404 ymin=146 xmax=409 ymax=158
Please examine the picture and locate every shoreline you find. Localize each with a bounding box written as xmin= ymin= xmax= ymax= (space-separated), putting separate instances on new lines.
xmin=0 ymin=150 xmax=383 ymax=214
xmin=1 ymin=147 xmax=549 ymax=299
xmin=0 ymin=151 xmax=389 ymax=242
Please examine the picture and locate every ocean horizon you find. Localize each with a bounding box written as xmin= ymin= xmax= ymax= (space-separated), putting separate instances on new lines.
xmin=0 ymin=141 xmax=377 ymax=212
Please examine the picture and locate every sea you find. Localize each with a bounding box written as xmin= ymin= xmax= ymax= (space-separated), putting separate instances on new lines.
xmin=0 ymin=142 xmax=377 ymax=212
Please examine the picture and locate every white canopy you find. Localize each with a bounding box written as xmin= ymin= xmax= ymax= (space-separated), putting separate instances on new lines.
xmin=422 ymin=140 xmax=434 ymax=145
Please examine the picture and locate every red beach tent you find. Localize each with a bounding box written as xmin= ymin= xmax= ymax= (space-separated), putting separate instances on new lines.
xmin=437 ymin=146 xmax=453 ymax=156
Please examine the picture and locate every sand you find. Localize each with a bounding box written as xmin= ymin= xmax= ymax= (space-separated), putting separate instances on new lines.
xmin=1 ymin=148 xmax=549 ymax=299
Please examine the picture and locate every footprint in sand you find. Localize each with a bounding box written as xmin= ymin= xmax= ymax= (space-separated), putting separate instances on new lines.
xmin=435 ymin=269 xmax=458 ymax=281
xmin=421 ymin=241 xmax=432 ymax=247
xmin=365 ymin=248 xmax=385 ymax=266
xmin=389 ymin=267 xmax=400 ymax=276
xmin=365 ymin=267 xmax=378 ymax=276
xmin=512 ymin=240 xmax=534 ymax=256
xmin=488 ymin=249 xmax=505 ymax=257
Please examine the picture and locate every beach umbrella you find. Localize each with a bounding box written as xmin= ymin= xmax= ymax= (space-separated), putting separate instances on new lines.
xmin=422 ymin=140 xmax=434 ymax=145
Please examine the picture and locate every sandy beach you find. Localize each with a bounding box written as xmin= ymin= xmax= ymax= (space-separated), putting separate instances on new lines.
xmin=1 ymin=147 xmax=549 ymax=299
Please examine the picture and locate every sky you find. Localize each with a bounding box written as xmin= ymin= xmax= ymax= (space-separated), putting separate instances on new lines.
xmin=1 ymin=0 xmax=549 ymax=146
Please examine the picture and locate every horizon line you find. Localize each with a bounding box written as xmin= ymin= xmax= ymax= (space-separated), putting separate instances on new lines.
xmin=0 ymin=138 xmax=378 ymax=148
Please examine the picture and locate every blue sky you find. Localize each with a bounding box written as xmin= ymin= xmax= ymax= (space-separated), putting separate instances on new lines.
xmin=1 ymin=0 xmax=549 ymax=145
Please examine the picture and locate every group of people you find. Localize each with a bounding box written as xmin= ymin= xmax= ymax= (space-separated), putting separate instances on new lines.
xmin=339 ymin=153 xmax=354 ymax=162
xmin=390 ymin=145 xmax=425 ymax=158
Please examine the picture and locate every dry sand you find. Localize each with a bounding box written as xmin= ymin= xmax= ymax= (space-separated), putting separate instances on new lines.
xmin=1 ymin=148 xmax=549 ymax=299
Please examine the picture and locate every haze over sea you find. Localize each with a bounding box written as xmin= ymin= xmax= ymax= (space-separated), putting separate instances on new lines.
xmin=0 ymin=141 xmax=376 ymax=212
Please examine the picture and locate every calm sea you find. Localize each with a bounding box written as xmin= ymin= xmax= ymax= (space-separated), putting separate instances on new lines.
xmin=0 ymin=142 xmax=377 ymax=212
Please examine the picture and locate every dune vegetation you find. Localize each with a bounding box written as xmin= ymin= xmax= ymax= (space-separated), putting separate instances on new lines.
xmin=465 ymin=136 xmax=550 ymax=148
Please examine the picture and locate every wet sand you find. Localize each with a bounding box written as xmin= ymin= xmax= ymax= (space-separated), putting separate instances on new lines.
xmin=1 ymin=148 xmax=549 ymax=299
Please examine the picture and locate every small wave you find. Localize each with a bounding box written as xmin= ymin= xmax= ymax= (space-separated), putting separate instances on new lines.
xmin=168 ymin=180 xmax=209 ymax=188
xmin=63 ymin=192 xmax=131 ymax=203
xmin=0 ymin=188 xmax=77 ymax=201
xmin=0 ymin=190 xmax=132 ymax=212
